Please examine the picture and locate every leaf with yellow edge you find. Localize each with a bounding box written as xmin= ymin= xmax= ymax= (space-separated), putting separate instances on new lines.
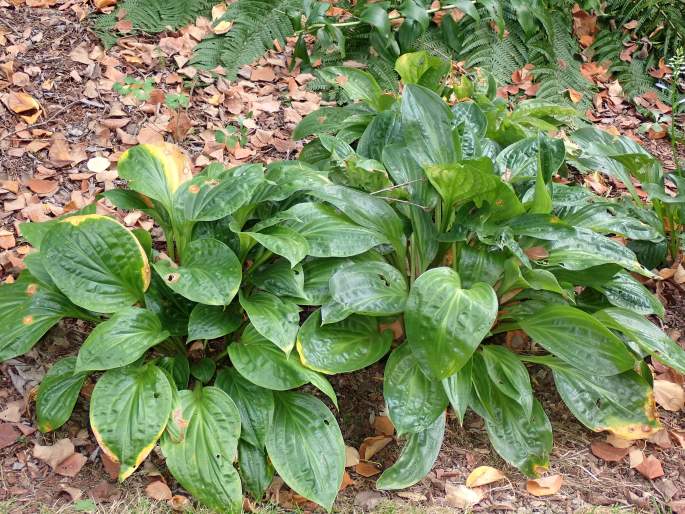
xmin=117 ymin=143 xmax=192 ymax=212
xmin=90 ymin=364 xmax=172 ymax=481
xmin=465 ymin=465 xmax=506 ymax=487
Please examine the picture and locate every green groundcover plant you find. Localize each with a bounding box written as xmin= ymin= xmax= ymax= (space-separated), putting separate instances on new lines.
xmin=2 ymin=52 xmax=685 ymax=513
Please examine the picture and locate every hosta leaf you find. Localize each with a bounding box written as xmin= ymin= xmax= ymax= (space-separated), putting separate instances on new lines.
xmin=161 ymin=386 xmax=242 ymax=513
xmin=401 ymin=84 xmax=456 ymax=166
xmin=481 ymin=345 xmax=533 ymax=418
xmin=118 ymin=143 xmax=192 ymax=212
xmin=187 ymin=303 xmax=242 ymax=342
xmin=238 ymin=440 xmax=274 ymax=501
xmin=36 ymin=357 xmax=88 ymax=433
xmin=384 ymin=343 xmax=448 ymax=435
xmin=405 ymin=267 xmax=498 ymax=380
xmin=215 ymin=368 xmax=274 ymax=448
xmin=245 ymin=226 xmax=309 ymax=267
xmin=144 ymin=271 xmax=193 ymax=336
xmin=76 ymin=307 xmax=169 ymax=372
xmin=283 ymin=202 xmax=387 ymax=257
xmin=442 ymin=358 xmax=472 ymax=425
xmin=18 ymin=205 xmax=97 ymax=250
xmin=174 ymin=165 xmax=263 ymax=222
xmin=318 ymin=67 xmax=383 ymax=110
xmin=543 ymin=227 xmax=654 ymax=278
xmin=190 ymin=358 xmax=216 ymax=383
xmin=457 ymin=245 xmax=506 ymax=289
xmin=293 ymin=106 xmax=357 ymax=140
xmin=452 ymin=102 xmax=487 ymax=158
xmin=250 ymin=260 xmax=306 ymax=298
xmin=42 ymin=215 xmax=150 ymax=313
xmin=327 ymin=262 xmax=408 ymax=317
xmin=519 ymin=305 xmax=635 ymax=376
xmin=266 ymin=392 xmax=345 ymax=511
xmin=0 ymin=279 xmax=85 ymax=362
xmin=299 ymin=254 xmax=383 ymax=305
xmin=595 ymin=272 xmax=664 ymax=317
xmin=228 ymin=325 xmax=336 ymax=405
xmin=90 ymin=364 xmax=172 ymax=480
xmin=425 ymin=158 xmax=500 ymax=209
xmin=156 ymin=355 xmax=190 ymax=390
xmin=297 ymin=310 xmax=392 ymax=374
xmin=153 ymin=238 xmax=241 ymax=305
xmin=542 ymin=357 xmax=660 ymax=440
xmin=239 ymin=291 xmax=301 ymax=354
xmin=595 ymin=308 xmax=685 ymax=375
xmin=376 ymin=411 xmax=445 ymax=490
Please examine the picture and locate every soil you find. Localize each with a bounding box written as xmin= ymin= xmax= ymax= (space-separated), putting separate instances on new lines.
xmin=1 ymin=2 xmax=684 ymax=514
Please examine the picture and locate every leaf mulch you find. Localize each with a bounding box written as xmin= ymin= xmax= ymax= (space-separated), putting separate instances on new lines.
xmin=1 ymin=1 xmax=684 ymax=513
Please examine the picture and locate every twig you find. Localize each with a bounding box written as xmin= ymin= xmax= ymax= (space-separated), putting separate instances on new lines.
xmin=370 ymin=178 xmax=425 ymax=195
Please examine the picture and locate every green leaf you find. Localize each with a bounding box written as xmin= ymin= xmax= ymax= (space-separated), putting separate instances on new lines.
xmin=42 ymin=215 xmax=150 ymax=313
xmin=156 ymin=355 xmax=190 ymax=390
xmin=175 ymin=165 xmax=263 ymax=222
xmin=543 ymin=357 xmax=660 ymax=440
xmin=187 ymin=303 xmax=242 ymax=342
xmin=361 ymin=4 xmax=391 ymax=38
xmin=384 ymin=343 xmax=448 ymax=435
xmin=18 ymin=204 xmax=97 ymax=250
xmin=297 ymin=310 xmax=392 ymax=374
xmin=215 ymin=368 xmax=273 ymax=448
xmin=144 ymin=271 xmax=193 ymax=336
xmin=0 ymin=279 xmax=85 ymax=362
xmin=596 ymin=272 xmax=664 ymax=317
xmin=238 ymin=441 xmax=274 ymax=501
xmin=117 ymin=143 xmax=193 ymax=212
xmin=245 ymin=226 xmax=309 ymax=267
xmin=442 ymin=358 xmax=472 ymax=425
xmin=452 ymin=102 xmax=487 ymax=158
xmin=75 ymin=308 xmax=169 ymax=372
xmin=153 ymin=238 xmax=241 ymax=305
xmin=251 ymin=260 xmax=306 ymax=298
xmin=36 ymin=357 xmax=88 ymax=433
xmin=376 ymin=411 xmax=445 ymax=490
xmin=90 ymin=364 xmax=172 ymax=480
xmin=481 ymin=345 xmax=533 ymax=417
xmin=283 ymin=203 xmax=387 ymax=257
xmin=266 ymin=392 xmax=345 ymax=511
xmin=401 ymin=84 xmax=456 ymax=166
xmin=319 ymin=67 xmax=384 ymax=110
xmin=405 ymin=267 xmax=498 ymax=380
xmin=293 ymin=107 xmax=357 ymax=140
xmin=457 ymin=245 xmax=505 ymax=289
xmin=595 ymin=308 xmax=685 ymax=375
xmin=519 ymin=305 xmax=636 ymax=376
xmin=190 ymin=358 xmax=216 ymax=383
xmin=228 ymin=325 xmax=336 ymax=404
xmin=239 ymin=291 xmax=301 ymax=354
xmin=394 ymin=51 xmax=450 ymax=91
xmin=425 ymin=158 xmax=500 ymax=209
xmin=299 ymin=256 xmax=381 ymax=305
xmin=161 ymin=386 xmax=242 ymax=513
xmin=327 ymin=262 xmax=408 ymax=317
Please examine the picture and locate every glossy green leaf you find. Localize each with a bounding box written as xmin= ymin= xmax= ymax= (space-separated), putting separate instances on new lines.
xmin=266 ymin=391 xmax=345 ymax=511
xmin=187 ymin=303 xmax=242 ymax=342
xmin=42 ymin=215 xmax=150 ymax=313
xmin=245 ymin=226 xmax=309 ymax=267
xmin=297 ymin=310 xmax=392 ymax=374
xmin=18 ymin=205 xmax=97 ymax=250
xmin=405 ymin=267 xmax=498 ymax=380
xmin=541 ymin=357 xmax=661 ymax=440
xmin=90 ymin=364 xmax=172 ymax=480
xmin=481 ymin=345 xmax=533 ymax=417
xmin=36 ymin=357 xmax=88 ymax=433
xmin=0 ymin=279 xmax=86 ymax=362
xmin=394 ymin=51 xmax=449 ymax=91
xmin=425 ymin=158 xmax=500 ymax=209
xmin=384 ymin=343 xmax=448 ymax=435
xmin=144 ymin=271 xmax=193 ymax=336
xmin=238 ymin=440 xmax=274 ymax=501
xmin=319 ymin=67 xmax=384 ymax=110
xmin=190 ymin=358 xmax=216 ymax=383
xmin=161 ymin=386 xmax=242 ymax=513
xmin=293 ymin=107 xmax=358 ymax=140
xmin=376 ymin=411 xmax=445 ymax=490
xmin=153 ymin=238 xmax=241 ymax=305
xmin=156 ymin=355 xmax=190 ymax=390
xmin=175 ymin=165 xmax=263 ymax=222
xmin=452 ymin=102 xmax=487 ymax=158
xmin=117 ymin=143 xmax=193 ymax=212
xmin=283 ymin=202 xmax=387 ymax=257
xmin=76 ymin=307 xmax=169 ymax=372
xmin=595 ymin=308 xmax=685 ymax=374
xmin=519 ymin=304 xmax=635 ymax=376
xmin=327 ymin=262 xmax=408 ymax=317
xmin=442 ymin=358 xmax=472 ymax=425
xmin=596 ymin=272 xmax=664 ymax=317
xmin=215 ymin=368 xmax=274 ymax=448
xmin=251 ymin=260 xmax=306 ymax=298
xmin=239 ymin=291 xmax=301 ymax=354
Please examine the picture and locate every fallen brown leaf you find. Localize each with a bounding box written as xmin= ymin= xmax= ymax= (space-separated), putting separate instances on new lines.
xmin=26 ymin=179 xmax=58 ymax=195
xmin=359 ymin=435 xmax=392 ymax=461
xmin=634 ymin=454 xmax=664 ymax=480
xmin=33 ymin=438 xmax=75 ymax=470
xmin=0 ymin=423 xmax=20 ymax=449
xmin=6 ymin=91 xmax=42 ymax=123
xmin=55 ymin=452 xmax=87 ymax=477
xmin=372 ymin=415 xmax=395 ymax=436
xmin=146 ymin=480 xmax=173 ymax=501
xmin=445 ymin=483 xmax=484 ymax=508
xmin=169 ymin=495 xmax=192 ymax=511
xmin=339 ymin=471 xmax=354 ymax=492
xmin=654 ymin=380 xmax=685 ymax=411
xmin=355 ymin=461 xmax=381 ymax=477
xmin=345 ymin=446 xmax=360 ymax=468
xmin=591 ymin=441 xmax=629 ymax=462
xmin=465 ymin=465 xmax=506 ymax=487
xmin=526 ymin=475 xmax=563 ymax=496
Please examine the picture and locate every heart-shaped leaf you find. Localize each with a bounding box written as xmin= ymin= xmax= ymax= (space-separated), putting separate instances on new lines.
xmin=239 ymin=291 xmax=301 ymax=354
xmin=187 ymin=304 xmax=242 ymax=342
xmin=36 ymin=357 xmax=88 ymax=433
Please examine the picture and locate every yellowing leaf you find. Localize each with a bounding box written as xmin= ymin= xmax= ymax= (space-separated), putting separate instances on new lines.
xmin=465 ymin=466 xmax=506 ymax=487
xmin=526 ymin=474 xmax=563 ymax=496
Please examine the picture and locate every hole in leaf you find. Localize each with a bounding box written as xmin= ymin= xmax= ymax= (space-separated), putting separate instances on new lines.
xmin=323 ymin=419 xmax=330 ymax=426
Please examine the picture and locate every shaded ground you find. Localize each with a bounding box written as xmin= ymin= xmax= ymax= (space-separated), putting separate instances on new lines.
xmin=1 ymin=2 xmax=684 ymax=514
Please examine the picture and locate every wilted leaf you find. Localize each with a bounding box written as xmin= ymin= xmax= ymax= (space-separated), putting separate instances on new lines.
xmin=526 ymin=475 xmax=562 ymax=496
xmin=345 ymin=446 xmax=360 ymax=468
xmin=634 ymin=454 xmax=664 ymax=479
xmin=6 ymin=91 xmax=42 ymax=123
xmin=33 ymin=438 xmax=74 ymax=470
xmin=590 ymin=441 xmax=629 ymax=462
xmin=654 ymin=380 xmax=685 ymax=411
xmin=55 ymin=453 xmax=87 ymax=477
xmin=373 ymin=415 xmax=395 ymax=436
xmin=445 ymin=483 xmax=484 ymax=508
xmin=465 ymin=465 xmax=506 ymax=487
xmin=355 ymin=461 xmax=381 ymax=477
xmin=359 ymin=435 xmax=393 ymax=461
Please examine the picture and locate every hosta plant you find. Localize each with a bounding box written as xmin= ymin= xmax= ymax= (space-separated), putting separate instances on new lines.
xmin=2 ymin=53 xmax=684 ymax=512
